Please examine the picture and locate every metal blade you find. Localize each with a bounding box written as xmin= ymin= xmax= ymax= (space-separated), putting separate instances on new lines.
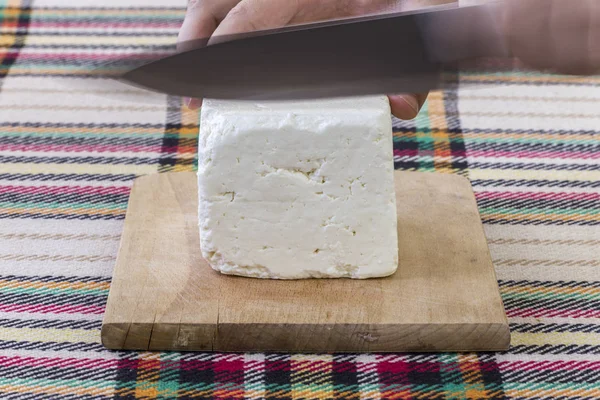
xmin=118 ymin=2 xmax=508 ymax=100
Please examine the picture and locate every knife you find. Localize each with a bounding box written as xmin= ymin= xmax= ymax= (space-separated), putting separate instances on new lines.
xmin=116 ymin=1 xmax=511 ymax=101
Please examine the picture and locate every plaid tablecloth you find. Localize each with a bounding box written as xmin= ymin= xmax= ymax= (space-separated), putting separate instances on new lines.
xmin=1 ymin=0 xmax=599 ymax=399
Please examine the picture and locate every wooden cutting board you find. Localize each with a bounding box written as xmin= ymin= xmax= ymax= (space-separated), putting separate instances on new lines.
xmin=101 ymin=171 xmax=509 ymax=352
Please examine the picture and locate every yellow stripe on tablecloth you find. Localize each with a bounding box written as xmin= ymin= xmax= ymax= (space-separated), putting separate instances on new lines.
xmin=1 ymin=163 xmax=157 ymax=175
xmin=1 ymin=3 xmax=22 ymax=15
xmin=0 ymin=327 xmax=100 ymax=344
xmin=0 ymin=278 xmax=111 ymax=292
xmin=465 ymin=131 xmax=599 ymax=142
xmin=483 ymin=211 xmax=598 ymax=224
xmin=427 ymin=91 xmax=454 ymax=172
xmin=0 ymin=123 xmax=169 ymax=135
xmin=29 ymin=8 xmax=183 ymax=16
xmin=0 ymin=383 xmax=113 ymax=398
xmin=167 ymin=164 xmax=196 ymax=173
xmin=511 ymin=332 xmax=600 ymax=347
xmin=0 ymin=35 xmax=16 ymax=47
xmin=1 ymin=205 xmax=123 ymax=217
xmin=505 ymin=388 xmax=600 ymax=399
xmin=290 ymin=354 xmax=333 ymax=400
xmin=468 ymin=169 xmax=600 ymax=182
xmin=0 ymin=232 xmax=120 ymax=242
xmin=488 ymin=238 xmax=600 ymax=247
xmin=2 ymin=104 xmax=167 ymax=112
xmin=502 ymin=285 xmax=599 ymax=297
xmin=1 ymin=35 xmax=176 ymax=46
xmin=461 ymin=74 xmax=600 ymax=84
xmin=0 ymin=2 xmax=20 ymax=66
xmin=395 ymin=130 xmax=600 ymax=142
xmin=460 ymin=94 xmax=600 ymax=103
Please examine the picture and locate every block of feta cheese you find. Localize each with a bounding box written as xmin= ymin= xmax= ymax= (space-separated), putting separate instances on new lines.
xmin=197 ymin=96 xmax=398 ymax=279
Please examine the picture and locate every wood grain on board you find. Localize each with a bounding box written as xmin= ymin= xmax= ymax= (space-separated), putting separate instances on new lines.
xmin=101 ymin=171 xmax=509 ymax=352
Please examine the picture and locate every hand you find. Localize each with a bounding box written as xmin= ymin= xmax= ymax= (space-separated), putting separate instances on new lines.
xmin=177 ymin=0 xmax=434 ymax=119
xmin=503 ymin=0 xmax=599 ymax=75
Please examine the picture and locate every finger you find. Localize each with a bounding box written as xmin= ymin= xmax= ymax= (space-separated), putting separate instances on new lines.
xmin=388 ymin=92 xmax=428 ymax=120
xmin=503 ymin=0 xmax=556 ymax=71
xmin=504 ymin=0 xmax=600 ymax=74
xmin=178 ymin=0 xmax=242 ymax=50
xmin=185 ymin=97 xmax=203 ymax=110
xmin=592 ymin=0 xmax=600 ymax=72
xmin=208 ymin=0 xmax=301 ymax=45
xmin=209 ymin=0 xmax=420 ymax=44
xmin=551 ymin=0 xmax=598 ymax=74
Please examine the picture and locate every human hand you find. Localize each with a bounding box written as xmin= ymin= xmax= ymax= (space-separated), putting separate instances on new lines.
xmin=177 ymin=0 xmax=435 ymax=119
xmin=503 ymin=0 xmax=599 ymax=75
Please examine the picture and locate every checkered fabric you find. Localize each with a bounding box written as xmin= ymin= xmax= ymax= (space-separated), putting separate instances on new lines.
xmin=0 ymin=0 xmax=599 ymax=399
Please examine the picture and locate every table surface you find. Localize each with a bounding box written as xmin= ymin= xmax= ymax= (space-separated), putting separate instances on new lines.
xmin=0 ymin=0 xmax=598 ymax=399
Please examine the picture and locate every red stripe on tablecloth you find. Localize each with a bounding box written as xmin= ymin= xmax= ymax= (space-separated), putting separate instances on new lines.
xmin=393 ymin=149 xmax=418 ymax=157
xmin=0 ymin=356 xmax=118 ymax=369
xmin=507 ymin=307 xmax=600 ymax=318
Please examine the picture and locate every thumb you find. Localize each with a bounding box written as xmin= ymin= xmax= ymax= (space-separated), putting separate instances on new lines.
xmin=388 ymin=93 xmax=428 ymax=120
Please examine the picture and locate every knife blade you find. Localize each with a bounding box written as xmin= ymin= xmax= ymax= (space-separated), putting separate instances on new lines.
xmin=117 ymin=1 xmax=510 ymax=101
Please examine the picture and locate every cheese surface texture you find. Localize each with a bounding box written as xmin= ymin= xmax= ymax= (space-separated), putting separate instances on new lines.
xmin=197 ymin=96 xmax=398 ymax=279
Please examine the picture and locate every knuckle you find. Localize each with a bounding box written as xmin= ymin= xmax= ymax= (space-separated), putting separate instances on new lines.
xmin=187 ymin=0 xmax=202 ymax=10
xmin=228 ymin=1 xmax=251 ymax=16
xmin=227 ymin=1 xmax=264 ymax=30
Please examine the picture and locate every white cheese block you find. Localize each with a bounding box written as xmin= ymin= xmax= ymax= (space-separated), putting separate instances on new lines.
xmin=197 ymin=96 xmax=398 ymax=279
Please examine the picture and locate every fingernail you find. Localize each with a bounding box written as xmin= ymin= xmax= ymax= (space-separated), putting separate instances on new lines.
xmin=399 ymin=95 xmax=419 ymax=116
xmin=185 ymin=97 xmax=201 ymax=110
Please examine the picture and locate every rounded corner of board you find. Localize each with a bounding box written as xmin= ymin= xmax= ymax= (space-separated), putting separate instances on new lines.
xmin=449 ymin=173 xmax=473 ymax=188
xmin=100 ymin=322 xmax=128 ymax=350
